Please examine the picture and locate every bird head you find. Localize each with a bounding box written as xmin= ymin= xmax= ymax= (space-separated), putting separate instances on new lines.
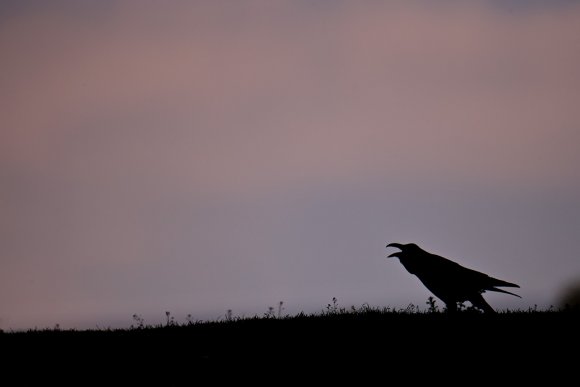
xmin=386 ymin=242 xmax=421 ymax=259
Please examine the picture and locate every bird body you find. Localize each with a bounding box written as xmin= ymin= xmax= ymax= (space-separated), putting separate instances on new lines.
xmin=386 ymin=243 xmax=520 ymax=313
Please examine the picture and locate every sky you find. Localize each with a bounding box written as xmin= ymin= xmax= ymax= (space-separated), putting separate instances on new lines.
xmin=1 ymin=0 xmax=580 ymax=330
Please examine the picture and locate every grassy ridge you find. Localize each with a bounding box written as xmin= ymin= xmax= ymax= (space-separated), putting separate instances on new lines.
xmin=3 ymin=306 xmax=579 ymax=382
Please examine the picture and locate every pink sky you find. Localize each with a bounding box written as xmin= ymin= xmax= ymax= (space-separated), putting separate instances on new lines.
xmin=2 ymin=1 xmax=580 ymax=329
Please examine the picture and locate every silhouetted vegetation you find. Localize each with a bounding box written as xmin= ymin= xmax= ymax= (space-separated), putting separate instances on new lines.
xmin=2 ymin=300 xmax=579 ymax=382
xmin=3 ymin=298 xmax=579 ymax=335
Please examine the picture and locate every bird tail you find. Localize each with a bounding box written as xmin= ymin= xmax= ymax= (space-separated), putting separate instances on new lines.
xmin=491 ymin=278 xmax=520 ymax=288
xmin=488 ymin=287 xmax=521 ymax=298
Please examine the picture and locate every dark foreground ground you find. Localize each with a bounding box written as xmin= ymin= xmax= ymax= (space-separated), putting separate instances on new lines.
xmin=2 ymin=308 xmax=579 ymax=383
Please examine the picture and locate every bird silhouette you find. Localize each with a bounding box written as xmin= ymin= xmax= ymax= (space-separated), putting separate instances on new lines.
xmin=386 ymin=242 xmax=520 ymax=313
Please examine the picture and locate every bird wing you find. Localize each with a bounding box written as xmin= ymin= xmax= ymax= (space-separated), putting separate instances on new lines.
xmin=418 ymin=253 xmax=520 ymax=297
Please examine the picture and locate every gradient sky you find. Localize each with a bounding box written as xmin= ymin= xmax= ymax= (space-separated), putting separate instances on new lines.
xmin=2 ymin=0 xmax=580 ymax=330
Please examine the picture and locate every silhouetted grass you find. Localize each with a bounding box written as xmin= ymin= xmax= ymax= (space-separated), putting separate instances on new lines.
xmin=2 ymin=300 xmax=579 ymax=382
xmin=3 ymin=299 xmax=579 ymax=336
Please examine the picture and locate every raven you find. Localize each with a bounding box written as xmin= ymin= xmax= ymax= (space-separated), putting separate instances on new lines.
xmin=386 ymin=242 xmax=520 ymax=313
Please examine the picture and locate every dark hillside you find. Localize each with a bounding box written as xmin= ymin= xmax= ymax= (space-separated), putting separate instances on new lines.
xmin=2 ymin=309 xmax=578 ymax=382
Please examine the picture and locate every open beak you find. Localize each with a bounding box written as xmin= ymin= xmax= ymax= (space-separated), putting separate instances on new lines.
xmin=386 ymin=242 xmax=404 ymax=258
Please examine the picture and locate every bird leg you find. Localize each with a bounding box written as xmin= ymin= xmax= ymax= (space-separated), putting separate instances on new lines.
xmin=469 ymin=294 xmax=496 ymax=314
